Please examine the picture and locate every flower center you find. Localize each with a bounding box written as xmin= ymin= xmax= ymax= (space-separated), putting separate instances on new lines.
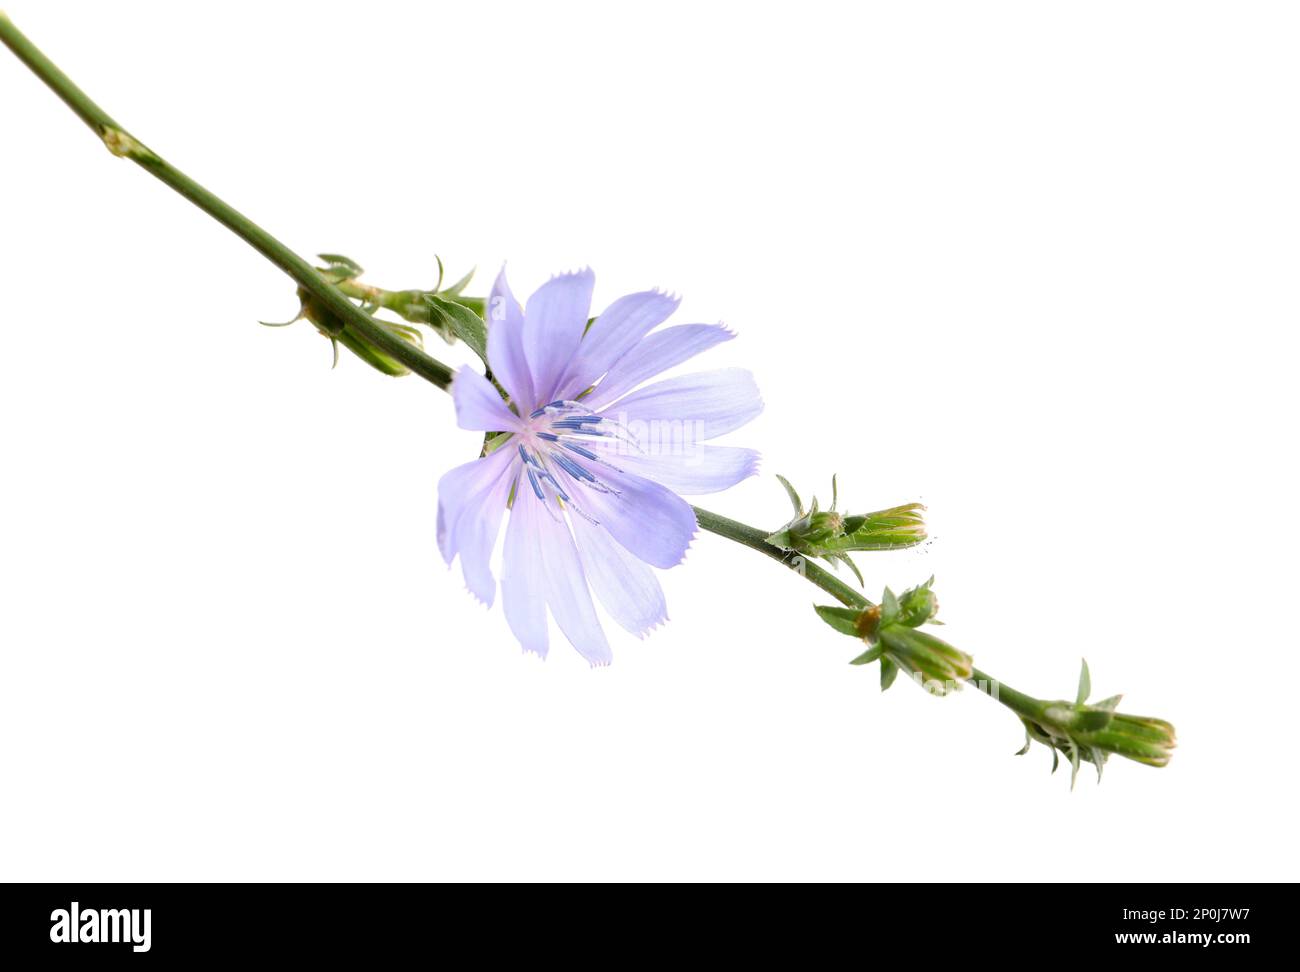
xmin=514 ymin=400 xmax=642 ymax=524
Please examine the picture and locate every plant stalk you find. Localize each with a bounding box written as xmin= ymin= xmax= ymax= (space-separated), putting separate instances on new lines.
xmin=0 ymin=13 xmax=454 ymax=388
xmin=4 ymin=12 xmax=1039 ymax=740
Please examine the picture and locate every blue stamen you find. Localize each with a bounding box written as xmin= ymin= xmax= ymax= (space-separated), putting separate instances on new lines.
xmin=539 ymin=472 xmax=569 ymax=501
xmin=529 ymin=400 xmax=569 ymax=419
xmin=551 ymin=420 xmax=609 ymax=435
xmin=562 ymin=441 xmax=599 ymax=461
xmin=537 ymin=432 xmax=559 ymax=442
xmin=526 ymin=468 xmax=544 ymax=500
xmin=553 ymin=453 xmax=596 ymax=482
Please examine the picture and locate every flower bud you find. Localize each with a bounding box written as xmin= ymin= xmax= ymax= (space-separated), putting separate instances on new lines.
xmin=895 ymin=577 xmax=939 ymax=628
xmin=877 ymin=625 xmax=974 ymax=695
xmin=766 ymin=476 xmax=925 ymax=566
xmin=813 ymin=579 xmax=973 ymax=696
xmin=1016 ymin=660 xmax=1177 ymax=785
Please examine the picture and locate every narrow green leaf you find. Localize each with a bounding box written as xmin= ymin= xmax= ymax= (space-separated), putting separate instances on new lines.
xmin=426 ymin=293 xmax=488 ymax=366
xmin=317 ymin=252 xmax=364 ymax=276
xmin=441 ymin=265 xmax=476 ymax=298
xmin=1077 ymin=658 xmax=1091 ymax=707
xmin=837 ymin=553 xmax=864 ymax=588
xmin=775 ymin=474 xmax=802 ymax=516
xmin=813 ymin=604 xmax=861 ymax=638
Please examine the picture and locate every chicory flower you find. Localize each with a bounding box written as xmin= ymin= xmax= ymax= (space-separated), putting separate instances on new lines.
xmin=437 ymin=268 xmax=762 ymax=664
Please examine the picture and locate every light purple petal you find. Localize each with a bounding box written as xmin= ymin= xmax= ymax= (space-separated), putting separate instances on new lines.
xmin=523 ymin=269 xmax=595 ymax=405
xmin=501 ymin=486 xmax=549 ymax=658
xmin=501 ymin=489 xmax=612 ymax=665
xmin=575 ymin=467 xmax=697 ymax=569
xmin=436 ymin=445 xmax=514 ymax=563
xmin=555 ymin=290 xmax=680 ymax=401
xmin=436 ymin=447 xmax=518 ymax=604
xmin=485 ymin=266 xmax=535 ymax=408
xmin=571 ymin=515 xmax=667 ymax=637
xmin=451 ymin=366 xmax=522 ymax=432
xmin=602 ymin=368 xmax=763 ymax=442
xmin=451 ymin=459 xmax=517 ymax=606
xmin=604 ymin=444 xmax=760 ymax=495
xmin=585 ymin=323 xmax=734 ymax=410
xmin=533 ymin=500 xmax=612 ymax=666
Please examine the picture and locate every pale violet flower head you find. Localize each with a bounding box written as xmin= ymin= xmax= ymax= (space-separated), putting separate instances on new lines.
xmin=437 ymin=267 xmax=762 ymax=664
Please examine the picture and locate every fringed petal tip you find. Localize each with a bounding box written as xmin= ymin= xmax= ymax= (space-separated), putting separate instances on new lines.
xmin=661 ymin=528 xmax=699 ymax=570
xmin=628 ymin=613 xmax=669 ymax=642
xmin=548 ymin=266 xmax=594 ymax=283
xmin=462 ymin=577 xmax=495 ymax=608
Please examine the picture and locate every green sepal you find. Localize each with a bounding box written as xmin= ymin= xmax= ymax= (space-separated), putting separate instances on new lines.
xmin=849 ymin=643 xmax=884 ymax=666
xmin=880 ymin=587 xmax=901 ymax=626
xmin=879 ymin=657 xmax=900 ymax=691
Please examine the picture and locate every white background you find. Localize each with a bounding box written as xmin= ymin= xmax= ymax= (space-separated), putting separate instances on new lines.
xmin=2 ymin=1 xmax=1296 ymax=881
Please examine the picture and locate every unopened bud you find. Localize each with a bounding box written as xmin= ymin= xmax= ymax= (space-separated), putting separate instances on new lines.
xmin=1017 ymin=660 xmax=1177 ymax=786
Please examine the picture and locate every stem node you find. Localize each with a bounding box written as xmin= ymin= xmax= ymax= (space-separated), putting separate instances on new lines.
xmin=99 ymin=126 xmax=153 ymax=161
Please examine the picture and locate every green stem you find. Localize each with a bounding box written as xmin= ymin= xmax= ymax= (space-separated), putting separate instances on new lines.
xmin=690 ymin=507 xmax=1042 ymax=722
xmin=0 ymin=13 xmax=455 ymax=389
xmin=691 ymin=507 xmax=870 ymax=610
xmin=969 ymin=667 xmax=1046 ymax=722
xmin=3 ymin=12 xmax=1039 ymax=735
